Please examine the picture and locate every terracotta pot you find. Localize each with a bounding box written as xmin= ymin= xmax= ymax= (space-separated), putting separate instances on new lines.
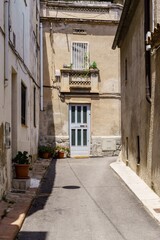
xmin=15 ymin=164 xmax=30 ymax=179
xmin=58 ymin=151 xmax=64 ymax=158
xmin=42 ymin=152 xmax=50 ymax=159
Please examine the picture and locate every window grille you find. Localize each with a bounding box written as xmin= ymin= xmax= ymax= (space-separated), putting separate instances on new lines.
xmin=72 ymin=42 xmax=89 ymax=70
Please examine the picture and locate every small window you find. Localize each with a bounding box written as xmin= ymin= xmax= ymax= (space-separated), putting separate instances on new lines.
xmin=126 ymin=137 xmax=128 ymax=160
xmin=73 ymin=29 xmax=87 ymax=35
xmin=13 ymin=32 xmax=16 ymax=48
xmin=71 ymin=42 xmax=89 ymax=70
xmin=21 ymin=82 xmax=27 ymax=125
xmin=36 ymin=4 xmax=39 ymax=21
xmin=137 ymin=136 xmax=140 ymax=164
xmin=125 ymin=58 xmax=127 ymax=84
xmin=33 ymin=87 xmax=36 ymax=127
xmin=24 ymin=0 xmax=27 ymax=6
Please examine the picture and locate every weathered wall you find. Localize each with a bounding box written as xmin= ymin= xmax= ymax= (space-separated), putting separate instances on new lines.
xmin=0 ymin=1 xmax=40 ymax=199
xmin=40 ymin=2 xmax=121 ymax=156
xmin=154 ymin=0 xmax=160 ymax=24
xmin=0 ymin=1 xmax=7 ymax=198
xmin=152 ymin=47 xmax=160 ymax=195
xmin=120 ymin=0 xmax=151 ymax=184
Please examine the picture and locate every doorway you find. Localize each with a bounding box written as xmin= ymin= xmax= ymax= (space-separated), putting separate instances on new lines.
xmin=69 ymin=104 xmax=90 ymax=157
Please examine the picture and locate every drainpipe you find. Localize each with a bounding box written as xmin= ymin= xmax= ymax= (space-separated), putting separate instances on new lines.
xmin=4 ymin=0 xmax=9 ymax=86
xmin=40 ymin=22 xmax=43 ymax=111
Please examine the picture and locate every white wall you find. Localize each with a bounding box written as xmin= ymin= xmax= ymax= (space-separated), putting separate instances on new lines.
xmin=0 ymin=0 xmax=40 ymax=199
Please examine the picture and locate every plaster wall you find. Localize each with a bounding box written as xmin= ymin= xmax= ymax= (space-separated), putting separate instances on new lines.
xmin=43 ymin=23 xmax=120 ymax=93
xmin=154 ymin=0 xmax=160 ymax=24
xmin=0 ymin=0 xmax=40 ymax=199
xmin=0 ymin=5 xmax=5 ymax=198
xmin=120 ymin=1 xmax=151 ymax=184
xmin=152 ymin=47 xmax=160 ymax=195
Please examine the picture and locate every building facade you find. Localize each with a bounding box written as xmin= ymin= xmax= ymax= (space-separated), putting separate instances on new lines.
xmin=40 ymin=0 xmax=122 ymax=157
xmin=0 ymin=0 xmax=40 ymax=198
xmin=113 ymin=0 xmax=160 ymax=196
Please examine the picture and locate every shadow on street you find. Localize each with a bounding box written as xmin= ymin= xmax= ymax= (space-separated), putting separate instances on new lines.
xmin=17 ymin=231 xmax=47 ymax=240
xmin=28 ymin=158 xmax=57 ymax=216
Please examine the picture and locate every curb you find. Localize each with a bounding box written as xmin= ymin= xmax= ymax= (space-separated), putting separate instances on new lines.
xmin=110 ymin=160 xmax=160 ymax=224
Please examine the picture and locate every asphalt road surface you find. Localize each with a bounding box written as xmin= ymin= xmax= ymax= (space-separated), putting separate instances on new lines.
xmin=17 ymin=157 xmax=160 ymax=240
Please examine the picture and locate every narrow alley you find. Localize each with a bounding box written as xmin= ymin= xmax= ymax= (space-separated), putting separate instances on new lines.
xmin=17 ymin=157 xmax=160 ymax=240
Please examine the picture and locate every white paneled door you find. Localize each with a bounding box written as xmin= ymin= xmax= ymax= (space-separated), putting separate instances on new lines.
xmin=69 ymin=104 xmax=90 ymax=157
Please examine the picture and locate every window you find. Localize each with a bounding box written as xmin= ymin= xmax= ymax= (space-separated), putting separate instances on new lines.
xmin=73 ymin=29 xmax=87 ymax=35
xmin=21 ymin=82 xmax=27 ymax=125
xmin=24 ymin=0 xmax=27 ymax=6
xmin=125 ymin=58 xmax=127 ymax=85
xmin=126 ymin=137 xmax=128 ymax=160
xmin=33 ymin=87 xmax=36 ymax=127
xmin=137 ymin=136 xmax=140 ymax=164
xmin=71 ymin=42 xmax=89 ymax=70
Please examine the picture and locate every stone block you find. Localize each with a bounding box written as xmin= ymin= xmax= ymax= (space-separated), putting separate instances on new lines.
xmin=12 ymin=178 xmax=31 ymax=190
xmin=102 ymin=139 xmax=116 ymax=151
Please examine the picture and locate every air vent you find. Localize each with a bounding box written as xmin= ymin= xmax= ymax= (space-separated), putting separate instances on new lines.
xmin=73 ymin=28 xmax=87 ymax=35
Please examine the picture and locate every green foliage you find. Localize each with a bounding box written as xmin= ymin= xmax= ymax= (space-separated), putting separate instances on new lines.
xmin=90 ymin=61 xmax=97 ymax=69
xmin=13 ymin=151 xmax=31 ymax=164
xmin=54 ymin=145 xmax=70 ymax=157
xmin=38 ymin=145 xmax=53 ymax=154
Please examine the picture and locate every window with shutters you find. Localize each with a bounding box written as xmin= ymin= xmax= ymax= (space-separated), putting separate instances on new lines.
xmin=71 ymin=42 xmax=89 ymax=70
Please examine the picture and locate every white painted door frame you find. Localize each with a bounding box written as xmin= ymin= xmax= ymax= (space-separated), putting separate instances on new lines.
xmin=69 ymin=104 xmax=90 ymax=157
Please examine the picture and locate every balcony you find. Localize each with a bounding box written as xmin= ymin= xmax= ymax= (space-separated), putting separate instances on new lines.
xmin=60 ymin=69 xmax=99 ymax=93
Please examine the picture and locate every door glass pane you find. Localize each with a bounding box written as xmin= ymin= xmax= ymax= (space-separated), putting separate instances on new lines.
xmin=77 ymin=129 xmax=81 ymax=146
xmin=77 ymin=106 xmax=81 ymax=123
xmin=83 ymin=106 xmax=87 ymax=123
xmin=83 ymin=129 xmax=87 ymax=146
xmin=71 ymin=106 xmax=75 ymax=123
xmin=71 ymin=129 xmax=76 ymax=146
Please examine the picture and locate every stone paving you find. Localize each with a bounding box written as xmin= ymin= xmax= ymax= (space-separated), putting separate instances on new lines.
xmin=0 ymin=158 xmax=52 ymax=240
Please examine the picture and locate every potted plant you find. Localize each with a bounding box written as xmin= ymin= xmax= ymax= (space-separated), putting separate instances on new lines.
xmin=63 ymin=63 xmax=73 ymax=69
xmin=13 ymin=151 xmax=32 ymax=179
xmin=89 ymin=61 xmax=97 ymax=69
xmin=38 ymin=145 xmax=53 ymax=159
xmin=54 ymin=146 xmax=70 ymax=158
xmin=55 ymin=146 xmax=64 ymax=158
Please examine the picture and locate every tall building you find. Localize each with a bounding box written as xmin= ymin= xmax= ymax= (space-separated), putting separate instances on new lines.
xmin=0 ymin=0 xmax=40 ymax=198
xmin=40 ymin=0 xmax=122 ymax=157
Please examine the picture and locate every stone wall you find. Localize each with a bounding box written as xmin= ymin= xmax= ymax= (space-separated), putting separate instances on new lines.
xmin=91 ymin=136 xmax=121 ymax=157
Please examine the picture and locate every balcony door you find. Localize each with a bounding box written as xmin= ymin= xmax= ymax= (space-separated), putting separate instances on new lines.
xmin=69 ymin=104 xmax=90 ymax=157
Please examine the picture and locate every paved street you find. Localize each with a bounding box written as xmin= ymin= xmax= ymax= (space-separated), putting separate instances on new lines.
xmin=17 ymin=157 xmax=160 ymax=240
